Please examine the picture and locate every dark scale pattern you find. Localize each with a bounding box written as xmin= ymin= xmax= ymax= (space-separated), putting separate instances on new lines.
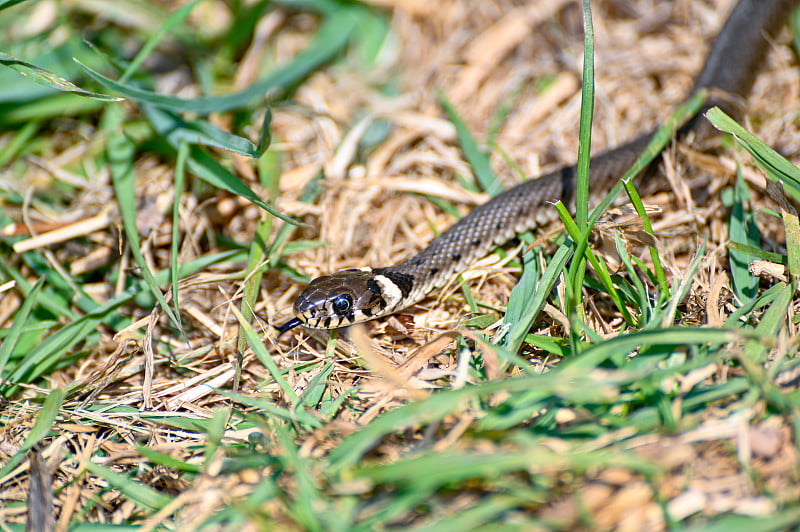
xmin=372 ymin=269 xmax=414 ymax=298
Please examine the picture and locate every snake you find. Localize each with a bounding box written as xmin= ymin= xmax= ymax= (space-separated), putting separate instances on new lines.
xmin=278 ymin=0 xmax=795 ymax=334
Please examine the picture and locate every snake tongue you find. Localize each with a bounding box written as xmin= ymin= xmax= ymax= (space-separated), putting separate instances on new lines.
xmin=276 ymin=317 xmax=303 ymax=336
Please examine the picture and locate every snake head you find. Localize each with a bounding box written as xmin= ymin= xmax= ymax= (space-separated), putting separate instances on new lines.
xmin=277 ymin=268 xmax=407 ymax=333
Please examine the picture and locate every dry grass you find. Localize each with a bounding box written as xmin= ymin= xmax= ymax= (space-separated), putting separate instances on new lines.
xmin=2 ymin=0 xmax=800 ymax=529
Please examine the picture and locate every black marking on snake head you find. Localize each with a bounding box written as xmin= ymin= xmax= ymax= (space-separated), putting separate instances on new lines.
xmin=367 ymin=280 xmax=390 ymax=310
xmin=495 ymin=222 xmax=504 ymax=230
xmin=377 ymin=270 xmax=414 ymax=297
xmin=362 ymin=308 xmax=374 ymax=317
xmin=452 ymin=253 xmax=461 ymax=262
xmin=323 ymin=317 xmax=332 ymax=329
xmin=472 ymin=239 xmax=481 ymax=246
xmin=430 ymin=267 xmax=439 ymax=276
xmin=367 ymin=279 xmax=383 ymax=296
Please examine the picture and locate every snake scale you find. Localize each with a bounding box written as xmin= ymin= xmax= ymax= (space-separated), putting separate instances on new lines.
xmin=278 ymin=0 xmax=796 ymax=334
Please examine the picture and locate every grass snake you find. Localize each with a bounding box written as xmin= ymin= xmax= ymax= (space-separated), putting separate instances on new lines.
xmin=278 ymin=0 xmax=796 ymax=334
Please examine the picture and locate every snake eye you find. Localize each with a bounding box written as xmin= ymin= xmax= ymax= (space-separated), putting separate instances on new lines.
xmin=331 ymin=295 xmax=353 ymax=315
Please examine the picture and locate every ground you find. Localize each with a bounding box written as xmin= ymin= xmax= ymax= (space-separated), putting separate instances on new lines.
xmin=1 ymin=0 xmax=800 ymax=530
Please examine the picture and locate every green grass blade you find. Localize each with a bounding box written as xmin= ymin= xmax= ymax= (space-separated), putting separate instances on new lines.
xmin=499 ymin=245 xmax=572 ymax=353
xmin=75 ymin=7 xmax=360 ymax=113
xmin=145 ymin=105 xmax=297 ymax=225
xmin=352 ymin=446 xmax=656 ymax=489
xmin=706 ymin=106 xmax=800 ymax=286
xmin=299 ymin=360 xmax=335 ymax=410
xmin=561 ymin=0 xmax=597 ymax=350
xmin=437 ymin=90 xmax=503 ymax=196
xmin=183 ymin=150 xmax=294 ymax=225
xmin=235 ymin=148 xmax=282 ymax=381
xmin=410 ymin=495 xmax=521 ymax=532
xmin=613 ymin=231 xmax=651 ymax=322
xmin=728 ymin=167 xmax=763 ymax=300
xmin=0 ymin=388 xmax=63 ymax=481
xmin=683 ymin=508 xmax=800 ymax=532
xmin=232 ymin=306 xmax=298 ymax=404
xmin=0 ymin=0 xmax=30 ymax=11
xmin=0 ymin=52 xmax=122 ymax=101
xmin=221 ymin=391 xmax=323 ymax=429
xmin=148 ymin=250 xmax=246 ymax=286
xmin=706 ymin=106 xmax=800 ymax=202
xmin=727 ymin=242 xmax=785 ymax=264
xmin=0 ymin=92 xmax=105 ymax=124
xmin=562 ymin=327 xmax=739 ymax=371
xmin=725 ymin=282 xmax=785 ymax=327
xmin=782 ymin=206 xmax=800 ymax=287
xmin=659 ymin=242 xmax=705 ymax=329
xmin=328 ymin=387 xmax=494 ymax=472
xmin=0 ymin=278 xmax=43 ymax=377
xmin=2 ymin=294 xmax=132 ymax=396
xmin=623 ymin=179 xmax=667 ymax=294
xmin=203 ymin=407 xmax=230 ymax=471
xmin=170 ymin=141 xmax=189 ymax=322
xmin=746 ymin=282 xmax=792 ymax=361
xmin=81 ymin=460 xmax=172 ymax=511
xmin=145 ymin=105 xmax=268 ymax=158
xmin=574 ymin=0 xmax=595 ymax=228
xmin=272 ymin=421 xmax=325 ymax=531
xmin=0 ymin=119 xmax=38 ymax=167
xmin=556 ymin=201 xmax=634 ymax=326
xmin=106 ymin=106 xmax=182 ymax=331
xmin=135 ymin=446 xmax=201 ymax=474
xmin=119 ymin=0 xmax=203 ymax=83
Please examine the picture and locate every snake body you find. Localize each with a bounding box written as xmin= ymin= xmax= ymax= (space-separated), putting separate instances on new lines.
xmin=278 ymin=0 xmax=794 ymax=333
